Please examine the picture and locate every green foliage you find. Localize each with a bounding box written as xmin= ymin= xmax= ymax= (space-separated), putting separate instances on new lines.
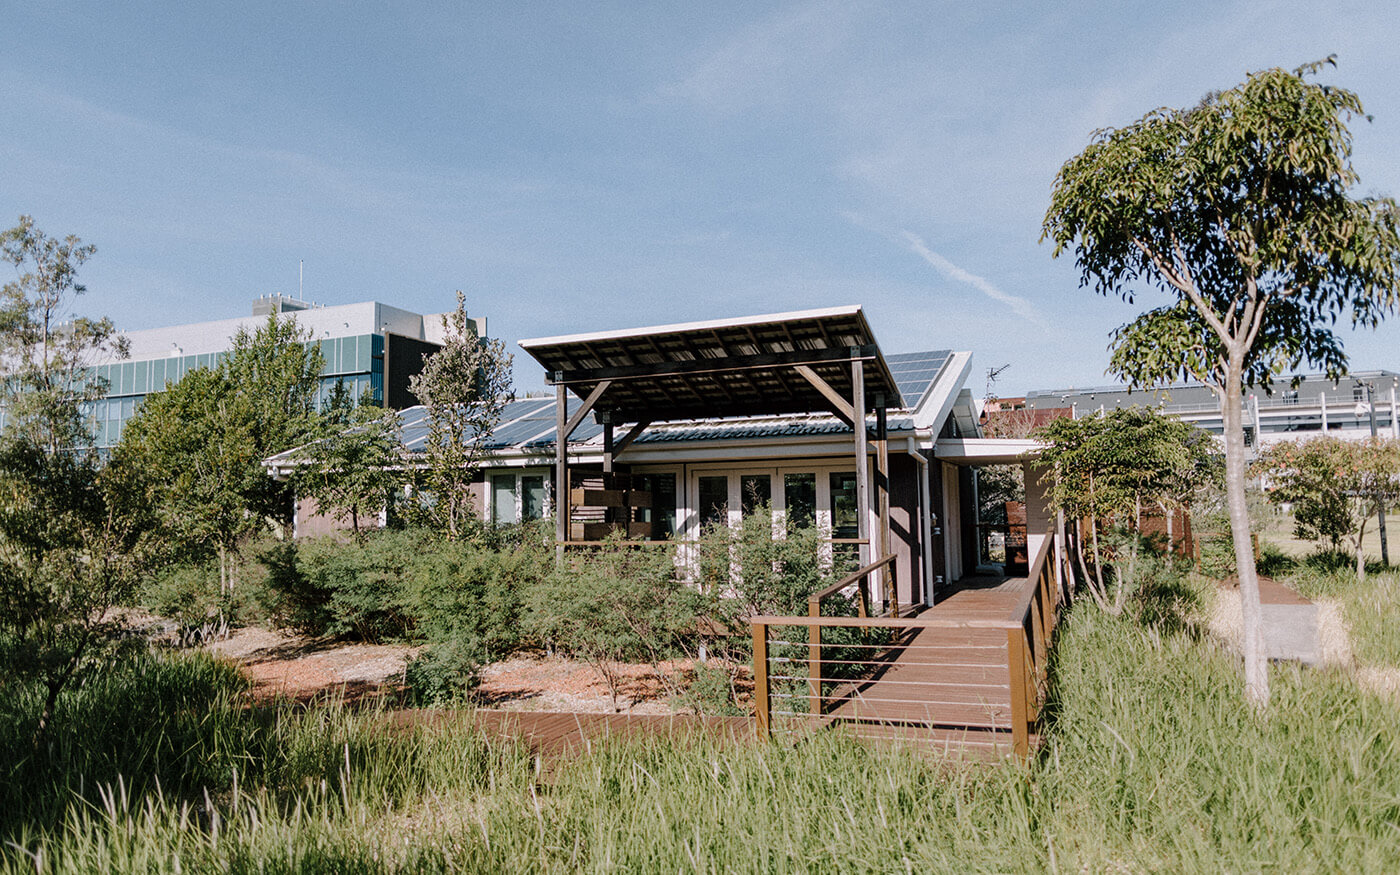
xmin=116 ymin=309 xmax=325 ymax=602
xmin=1045 ymin=59 xmax=1400 ymax=699
xmin=0 ymin=218 xmax=166 ymax=746
xmin=694 ymin=503 xmax=841 ymax=618
xmin=405 ymin=291 xmax=513 ymax=540
xmin=253 ymin=527 xmax=547 ymax=654
xmin=289 ymin=385 xmax=403 ymax=535
xmin=1044 ymin=59 xmax=1400 ymax=393
xmin=403 ymin=637 xmax=482 ymax=707
xmin=1254 ymin=436 xmax=1400 ymax=578
xmin=10 ymin=601 xmax=1400 ymax=871
xmin=526 ymin=538 xmax=698 ymax=710
xmin=1035 ymin=408 xmax=1217 ymax=610
xmin=1035 ymin=408 xmax=1218 ymax=524
xmin=0 ymin=215 xmax=128 ymax=451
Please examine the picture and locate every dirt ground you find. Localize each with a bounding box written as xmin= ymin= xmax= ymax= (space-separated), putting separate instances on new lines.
xmin=203 ymin=626 xmax=704 ymax=713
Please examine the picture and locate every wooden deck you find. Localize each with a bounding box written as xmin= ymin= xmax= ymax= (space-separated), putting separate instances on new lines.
xmin=818 ymin=573 xmax=1034 ymax=756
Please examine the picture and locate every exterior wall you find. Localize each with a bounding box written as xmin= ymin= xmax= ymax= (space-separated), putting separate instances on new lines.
xmin=84 ymin=300 xmax=451 ymax=449
xmin=1023 ymin=460 xmax=1053 ymax=562
xmin=294 ymin=495 xmax=386 ymax=539
xmin=887 ymin=453 xmax=922 ymax=605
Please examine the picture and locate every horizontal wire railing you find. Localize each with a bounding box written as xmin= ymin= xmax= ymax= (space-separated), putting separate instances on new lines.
xmin=750 ymin=528 xmax=1065 ymax=759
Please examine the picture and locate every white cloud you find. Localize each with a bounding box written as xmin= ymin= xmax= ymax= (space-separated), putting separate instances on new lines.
xmin=901 ymin=231 xmax=1045 ymax=326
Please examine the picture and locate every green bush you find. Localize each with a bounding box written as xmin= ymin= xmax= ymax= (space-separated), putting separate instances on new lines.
xmin=403 ymin=637 xmax=482 ymax=707
xmin=252 ymin=526 xmax=549 ymax=656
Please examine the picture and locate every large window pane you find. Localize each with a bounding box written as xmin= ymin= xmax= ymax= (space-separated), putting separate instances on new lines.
xmin=829 ymin=472 xmax=859 ymax=540
xmin=491 ymin=475 xmax=516 ymax=525
xmin=784 ymin=473 xmax=817 ymax=528
xmin=698 ymin=475 xmax=728 ymax=529
xmin=636 ymin=473 xmax=676 ymax=539
xmin=521 ymin=475 xmax=545 ymax=521
xmin=740 ymin=474 xmax=771 ymax=516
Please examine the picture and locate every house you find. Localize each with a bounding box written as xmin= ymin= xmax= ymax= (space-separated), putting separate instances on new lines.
xmin=268 ymin=306 xmax=1058 ymax=607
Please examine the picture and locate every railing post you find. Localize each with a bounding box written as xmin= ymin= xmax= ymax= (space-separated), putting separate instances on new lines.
xmin=753 ymin=622 xmax=770 ymax=739
xmin=808 ymin=599 xmax=822 ymax=717
xmin=1007 ymin=627 xmax=1030 ymax=760
xmin=889 ymin=556 xmax=899 ymax=618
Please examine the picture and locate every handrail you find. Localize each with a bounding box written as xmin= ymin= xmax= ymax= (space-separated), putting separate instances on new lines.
xmin=806 ymin=553 xmax=896 ymax=716
xmin=807 ymin=553 xmax=895 ymax=615
xmin=751 ymin=527 xmax=1064 ymax=760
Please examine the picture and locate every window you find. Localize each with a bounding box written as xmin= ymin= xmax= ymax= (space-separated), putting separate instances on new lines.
xmin=491 ymin=475 xmax=516 ymax=525
xmin=740 ymin=474 xmax=771 ymax=515
xmin=829 ymin=472 xmax=859 ymax=540
xmin=521 ymin=475 xmax=546 ymax=522
xmin=635 ymin=472 xmax=677 ymax=539
xmin=490 ymin=472 xmax=549 ymax=525
xmin=784 ymin=473 xmax=816 ymax=528
xmin=698 ymin=475 xmax=729 ymax=529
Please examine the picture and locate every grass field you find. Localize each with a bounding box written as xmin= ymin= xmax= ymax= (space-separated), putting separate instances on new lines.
xmin=5 ymin=562 xmax=1400 ymax=873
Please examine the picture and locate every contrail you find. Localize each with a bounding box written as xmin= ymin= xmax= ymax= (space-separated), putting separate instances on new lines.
xmin=902 ymin=231 xmax=1044 ymax=325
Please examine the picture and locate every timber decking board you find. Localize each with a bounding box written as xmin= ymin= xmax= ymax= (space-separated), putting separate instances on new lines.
xmin=817 ymin=572 xmax=1041 ymax=748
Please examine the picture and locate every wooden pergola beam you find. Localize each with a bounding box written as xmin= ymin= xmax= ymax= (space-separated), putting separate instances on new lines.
xmin=794 ymin=364 xmax=857 ymax=428
xmin=612 ymin=420 xmax=652 ymax=456
xmin=548 ymin=344 xmax=880 ymax=385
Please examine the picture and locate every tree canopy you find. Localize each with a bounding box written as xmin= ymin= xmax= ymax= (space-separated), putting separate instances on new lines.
xmin=406 ymin=291 xmax=513 ymax=540
xmin=1043 ymin=58 xmax=1400 ymax=704
xmin=1253 ymin=436 xmax=1400 ymax=579
xmin=0 ymin=217 xmax=162 ymax=745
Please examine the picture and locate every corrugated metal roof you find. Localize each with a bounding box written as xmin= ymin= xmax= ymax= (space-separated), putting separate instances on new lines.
xmin=266 ymin=348 xmax=955 ymax=468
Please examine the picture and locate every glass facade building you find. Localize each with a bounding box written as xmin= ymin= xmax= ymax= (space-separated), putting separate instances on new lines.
xmin=77 ymin=298 xmax=464 ymax=450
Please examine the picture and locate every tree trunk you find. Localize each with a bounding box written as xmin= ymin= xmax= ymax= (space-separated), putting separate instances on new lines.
xmin=1220 ymin=362 xmax=1269 ymax=705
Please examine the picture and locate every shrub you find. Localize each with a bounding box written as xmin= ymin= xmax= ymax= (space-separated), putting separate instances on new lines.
xmin=526 ymin=539 xmax=698 ymax=710
xmin=404 ymin=637 xmax=482 ymax=707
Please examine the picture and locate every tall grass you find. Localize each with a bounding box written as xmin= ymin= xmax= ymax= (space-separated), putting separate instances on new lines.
xmin=6 ymin=577 xmax=1400 ymax=873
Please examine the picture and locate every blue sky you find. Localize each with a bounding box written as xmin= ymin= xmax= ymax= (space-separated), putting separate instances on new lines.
xmin=5 ymin=1 xmax=1400 ymax=396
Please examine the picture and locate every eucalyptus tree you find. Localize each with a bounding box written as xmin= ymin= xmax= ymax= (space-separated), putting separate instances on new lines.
xmin=1035 ymin=408 xmax=1217 ymax=613
xmin=117 ymin=310 xmax=324 ymax=595
xmin=407 ymin=291 xmax=513 ymax=540
xmin=0 ymin=217 xmax=160 ymax=745
xmin=291 ymin=384 xmax=404 ymax=536
xmin=1043 ymin=59 xmax=1400 ymax=704
xmin=1254 ymin=436 xmax=1400 ymax=580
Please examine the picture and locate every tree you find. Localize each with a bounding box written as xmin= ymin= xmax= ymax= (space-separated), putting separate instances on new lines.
xmin=1043 ymin=59 xmax=1400 ymax=703
xmin=291 ymin=386 xmax=403 ymax=535
xmin=1253 ymin=436 xmax=1400 ymax=579
xmin=1 ymin=215 xmax=128 ymax=450
xmin=116 ymin=310 xmax=324 ymax=597
xmin=0 ymin=217 xmax=162 ymax=745
xmin=407 ymin=291 xmax=513 ymax=540
xmin=1034 ymin=408 xmax=1218 ymax=613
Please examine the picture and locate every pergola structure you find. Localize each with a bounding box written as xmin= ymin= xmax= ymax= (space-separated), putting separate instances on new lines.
xmin=518 ymin=306 xmax=904 ymax=576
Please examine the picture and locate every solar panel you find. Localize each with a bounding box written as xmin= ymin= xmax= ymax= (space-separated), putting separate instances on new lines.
xmin=884 ymin=350 xmax=952 ymax=408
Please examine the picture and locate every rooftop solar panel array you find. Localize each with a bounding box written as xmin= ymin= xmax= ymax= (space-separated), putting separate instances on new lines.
xmin=885 ymin=350 xmax=952 ymax=409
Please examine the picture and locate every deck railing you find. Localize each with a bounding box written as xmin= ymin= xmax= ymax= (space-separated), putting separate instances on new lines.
xmin=751 ymin=530 xmax=1062 ymax=758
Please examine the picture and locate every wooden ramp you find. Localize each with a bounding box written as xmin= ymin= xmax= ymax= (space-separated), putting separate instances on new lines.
xmin=819 ymin=575 xmax=1030 ymax=758
xmin=751 ymin=533 xmax=1064 ymax=760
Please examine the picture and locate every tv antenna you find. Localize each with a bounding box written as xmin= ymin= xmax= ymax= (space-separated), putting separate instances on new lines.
xmin=985 ymin=363 xmax=1010 ymax=401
